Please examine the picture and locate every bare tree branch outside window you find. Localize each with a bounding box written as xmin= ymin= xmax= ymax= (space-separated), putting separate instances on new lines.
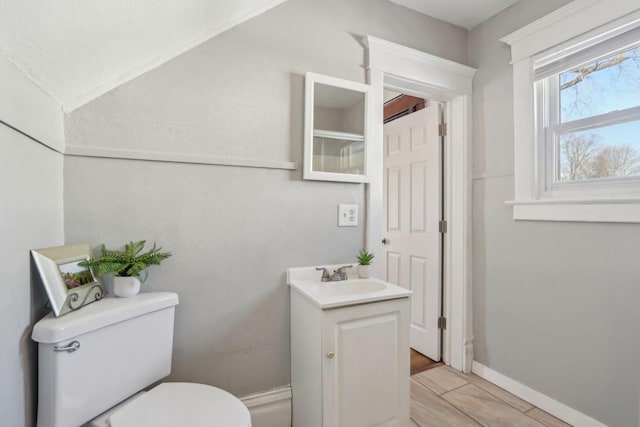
xmin=557 ymin=45 xmax=640 ymax=181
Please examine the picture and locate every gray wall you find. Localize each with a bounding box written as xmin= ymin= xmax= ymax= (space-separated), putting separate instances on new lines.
xmin=64 ymin=0 xmax=468 ymax=397
xmin=0 ymin=124 xmax=64 ymax=426
xmin=470 ymin=1 xmax=640 ymax=426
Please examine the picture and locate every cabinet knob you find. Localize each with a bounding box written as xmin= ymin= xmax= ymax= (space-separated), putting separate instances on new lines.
xmin=327 ymin=351 xmax=335 ymax=359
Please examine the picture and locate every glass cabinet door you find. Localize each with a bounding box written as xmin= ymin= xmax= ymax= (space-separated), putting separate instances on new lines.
xmin=304 ymin=73 xmax=372 ymax=183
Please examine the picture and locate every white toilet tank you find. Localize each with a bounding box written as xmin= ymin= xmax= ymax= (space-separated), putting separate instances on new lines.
xmin=32 ymin=292 xmax=179 ymax=427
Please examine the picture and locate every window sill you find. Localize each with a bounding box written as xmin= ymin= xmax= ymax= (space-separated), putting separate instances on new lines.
xmin=505 ymin=199 xmax=640 ymax=223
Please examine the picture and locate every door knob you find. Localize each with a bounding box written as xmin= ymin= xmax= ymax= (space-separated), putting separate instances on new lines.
xmin=327 ymin=352 xmax=335 ymax=359
xmin=382 ymin=238 xmax=389 ymax=245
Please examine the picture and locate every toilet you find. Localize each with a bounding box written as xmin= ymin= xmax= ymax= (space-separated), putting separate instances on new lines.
xmin=32 ymin=292 xmax=251 ymax=427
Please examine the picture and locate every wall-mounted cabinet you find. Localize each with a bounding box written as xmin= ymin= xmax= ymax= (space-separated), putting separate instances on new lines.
xmin=304 ymin=72 xmax=373 ymax=183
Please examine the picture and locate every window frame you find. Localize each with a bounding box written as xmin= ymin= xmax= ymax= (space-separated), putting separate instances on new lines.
xmin=502 ymin=1 xmax=640 ymax=222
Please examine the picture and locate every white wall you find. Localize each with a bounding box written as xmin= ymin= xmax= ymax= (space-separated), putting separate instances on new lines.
xmin=470 ymin=1 xmax=640 ymax=426
xmin=0 ymin=124 xmax=64 ymax=427
xmin=63 ymin=0 xmax=468 ymax=399
xmin=0 ymin=0 xmax=288 ymax=111
xmin=64 ymin=0 xmax=467 ymax=161
xmin=0 ymin=52 xmax=64 ymax=152
xmin=64 ymin=157 xmax=365 ymax=395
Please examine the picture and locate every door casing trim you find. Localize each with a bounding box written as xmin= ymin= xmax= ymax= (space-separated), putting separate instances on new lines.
xmin=363 ymin=36 xmax=477 ymax=372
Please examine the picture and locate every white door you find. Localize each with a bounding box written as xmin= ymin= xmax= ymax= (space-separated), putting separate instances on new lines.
xmin=382 ymin=104 xmax=442 ymax=360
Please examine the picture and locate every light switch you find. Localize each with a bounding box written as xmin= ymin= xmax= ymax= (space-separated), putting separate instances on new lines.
xmin=338 ymin=204 xmax=358 ymax=226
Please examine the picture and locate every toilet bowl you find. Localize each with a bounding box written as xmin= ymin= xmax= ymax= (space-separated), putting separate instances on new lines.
xmin=90 ymin=383 xmax=251 ymax=427
xmin=32 ymin=292 xmax=251 ymax=427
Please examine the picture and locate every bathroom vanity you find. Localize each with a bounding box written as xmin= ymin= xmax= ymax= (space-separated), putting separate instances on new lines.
xmin=288 ymin=265 xmax=412 ymax=427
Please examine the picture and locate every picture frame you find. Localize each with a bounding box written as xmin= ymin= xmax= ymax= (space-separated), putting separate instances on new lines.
xmin=31 ymin=243 xmax=104 ymax=317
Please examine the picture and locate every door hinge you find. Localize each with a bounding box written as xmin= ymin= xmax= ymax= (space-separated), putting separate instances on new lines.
xmin=438 ymin=316 xmax=447 ymax=330
xmin=438 ymin=220 xmax=447 ymax=233
xmin=439 ymin=123 xmax=448 ymax=137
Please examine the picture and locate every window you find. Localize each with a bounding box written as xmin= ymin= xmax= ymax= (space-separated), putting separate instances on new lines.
xmin=502 ymin=1 xmax=640 ymax=222
xmin=537 ymin=36 xmax=640 ymax=194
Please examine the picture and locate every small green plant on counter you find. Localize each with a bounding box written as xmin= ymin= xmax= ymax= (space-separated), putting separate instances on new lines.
xmin=79 ymin=240 xmax=171 ymax=282
xmin=356 ymin=249 xmax=374 ymax=265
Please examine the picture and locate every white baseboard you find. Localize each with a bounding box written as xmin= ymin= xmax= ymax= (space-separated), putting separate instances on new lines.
xmin=472 ymin=361 xmax=607 ymax=427
xmin=241 ymin=386 xmax=291 ymax=427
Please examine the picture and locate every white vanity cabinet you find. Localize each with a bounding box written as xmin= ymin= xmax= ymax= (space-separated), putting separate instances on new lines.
xmin=289 ymin=272 xmax=411 ymax=427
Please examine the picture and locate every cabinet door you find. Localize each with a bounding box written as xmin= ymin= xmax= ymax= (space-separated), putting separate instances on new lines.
xmin=303 ymin=72 xmax=373 ymax=183
xmin=322 ymin=298 xmax=410 ymax=427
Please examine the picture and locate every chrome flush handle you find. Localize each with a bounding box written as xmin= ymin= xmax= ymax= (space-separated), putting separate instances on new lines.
xmin=53 ymin=341 xmax=80 ymax=353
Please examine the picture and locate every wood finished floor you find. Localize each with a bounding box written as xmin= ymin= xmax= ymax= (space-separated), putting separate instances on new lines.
xmin=410 ymin=349 xmax=442 ymax=375
xmin=410 ymin=366 xmax=572 ymax=427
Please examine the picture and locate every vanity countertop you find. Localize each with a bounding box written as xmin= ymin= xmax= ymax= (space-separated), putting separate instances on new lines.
xmin=287 ymin=264 xmax=412 ymax=309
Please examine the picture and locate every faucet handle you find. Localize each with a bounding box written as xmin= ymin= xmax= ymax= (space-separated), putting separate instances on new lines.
xmin=315 ymin=267 xmax=331 ymax=281
xmin=336 ymin=265 xmax=353 ymax=279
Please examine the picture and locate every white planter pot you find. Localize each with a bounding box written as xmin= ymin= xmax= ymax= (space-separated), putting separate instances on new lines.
xmin=357 ymin=265 xmax=370 ymax=279
xmin=113 ymin=276 xmax=141 ymax=298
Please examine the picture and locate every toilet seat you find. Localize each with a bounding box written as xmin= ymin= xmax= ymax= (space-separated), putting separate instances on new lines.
xmin=109 ymin=382 xmax=251 ymax=427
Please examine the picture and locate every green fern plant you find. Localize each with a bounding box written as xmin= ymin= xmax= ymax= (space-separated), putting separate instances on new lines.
xmin=356 ymin=249 xmax=374 ymax=266
xmin=79 ymin=240 xmax=171 ymax=282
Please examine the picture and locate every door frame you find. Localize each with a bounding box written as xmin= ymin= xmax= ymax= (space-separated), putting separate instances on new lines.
xmin=363 ymin=36 xmax=477 ymax=373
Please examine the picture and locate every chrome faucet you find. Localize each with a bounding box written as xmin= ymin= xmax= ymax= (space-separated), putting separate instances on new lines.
xmin=315 ymin=267 xmax=331 ymax=281
xmin=316 ymin=265 xmax=353 ymax=282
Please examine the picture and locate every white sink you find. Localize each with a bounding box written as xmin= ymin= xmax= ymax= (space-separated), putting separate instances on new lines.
xmin=287 ymin=265 xmax=412 ymax=309
xmin=313 ymin=280 xmax=387 ymax=296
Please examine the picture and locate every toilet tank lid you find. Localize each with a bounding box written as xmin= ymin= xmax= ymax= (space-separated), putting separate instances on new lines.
xmin=32 ymin=292 xmax=179 ymax=343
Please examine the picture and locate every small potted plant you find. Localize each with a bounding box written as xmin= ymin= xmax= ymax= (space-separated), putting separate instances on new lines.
xmin=356 ymin=249 xmax=374 ymax=279
xmin=79 ymin=240 xmax=171 ymax=297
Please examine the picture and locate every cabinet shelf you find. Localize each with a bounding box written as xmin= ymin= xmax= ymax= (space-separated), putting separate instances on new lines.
xmin=313 ymin=129 xmax=364 ymax=142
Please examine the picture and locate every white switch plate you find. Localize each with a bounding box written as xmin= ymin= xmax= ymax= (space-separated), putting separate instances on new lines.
xmin=338 ymin=204 xmax=358 ymax=226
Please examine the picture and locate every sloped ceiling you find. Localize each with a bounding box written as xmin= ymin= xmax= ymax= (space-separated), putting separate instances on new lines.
xmin=0 ymin=0 xmax=287 ymax=112
xmin=389 ymin=0 xmax=520 ymax=30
